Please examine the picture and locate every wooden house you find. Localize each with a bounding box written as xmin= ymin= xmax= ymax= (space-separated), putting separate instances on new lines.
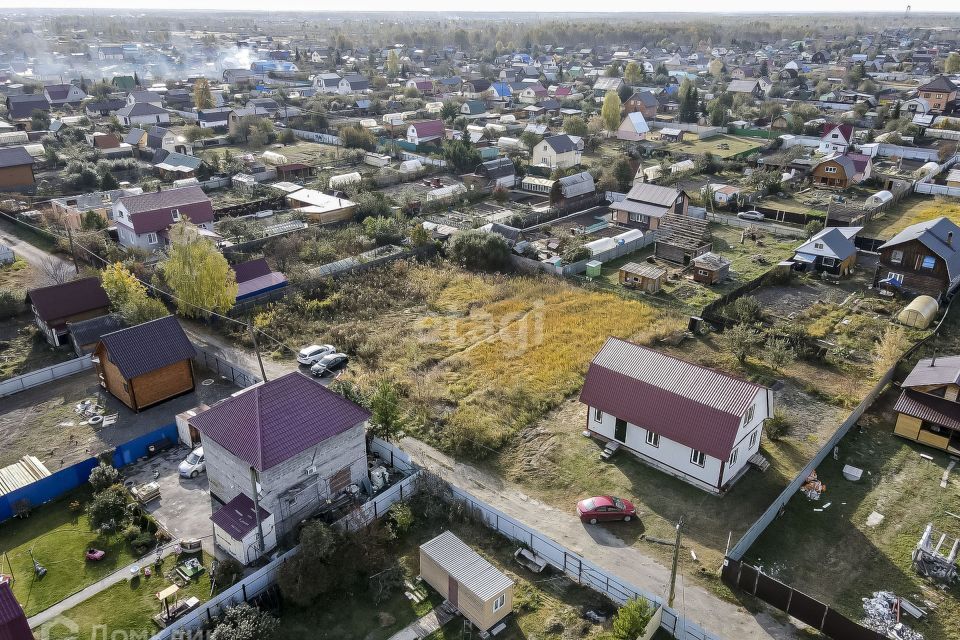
xmin=618 ymin=262 xmax=666 ymax=293
xmin=419 ymin=531 xmax=514 ymax=633
xmin=26 ymin=277 xmax=111 ymax=347
xmin=94 ymin=315 xmax=197 ymax=411
xmin=791 ymin=226 xmax=860 ymax=277
xmin=692 ymin=252 xmax=731 ymax=284
xmin=893 ymin=355 xmax=960 ymax=454
xmin=609 ymin=183 xmax=689 ymax=231
xmin=875 ymin=217 xmax=960 ymax=300
xmin=811 ymin=153 xmax=872 ymax=189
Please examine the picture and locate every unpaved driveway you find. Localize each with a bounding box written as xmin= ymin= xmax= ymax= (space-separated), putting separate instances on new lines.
xmin=400 ymin=436 xmax=806 ymax=640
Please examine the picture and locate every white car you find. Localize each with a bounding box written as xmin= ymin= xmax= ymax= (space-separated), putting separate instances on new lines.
xmin=178 ymin=447 xmax=205 ymax=478
xmin=297 ymin=344 xmax=336 ymax=366
xmin=737 ymin=210 xmax=765 ymax=221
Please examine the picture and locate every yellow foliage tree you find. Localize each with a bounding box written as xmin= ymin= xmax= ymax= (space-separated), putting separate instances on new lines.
xmin=601 ymin=90 xmax=622 ymax=133
xmin=193 ymin=78 xmax=214 ymax=111
xmin=100 ymin=262 xmax=168 ymax=324
xmin=160 ymin=223 xmax=237 ymax=318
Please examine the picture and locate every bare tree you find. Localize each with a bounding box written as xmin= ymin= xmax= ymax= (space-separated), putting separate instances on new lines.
xmin=39 ymin=256 xmax=73 ymax=285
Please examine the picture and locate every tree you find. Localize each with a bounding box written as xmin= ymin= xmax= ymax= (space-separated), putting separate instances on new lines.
xmin=160 ymin=224 xmax=237 ymax=318
xmin=764 ymin=335 xmax=796 ymax=371
xmin=31 ymin=109 xmax=51 ymax=131
xmin=562 ymin=115 xmax=588 ymax=137
xmin=723 ymin=323 xmax=761 ymax=364
xmin=352 ymin=191 xmax=393 ymax=220
xmin=613 ymin=158 xmax=633 ymax=191
xmin=678 ymin=79 xmax=699 ymax=124
xmin=386 ymin=49 xmax=401 ymax=77
xmin=210 ymin=604 xmax=278 ymax=640
xmin=947 ymin=52 xmax=960 ymax=74
xmin=102 ymin=262 xmax=168 ymax=324
xmin=362 ymin=216 xmax=404 ymax=246
xmin=600 ymin=90 xmax=621 ymax=133
xmin=611 ymin=597 xmax=654 ymax=640
xmin=193 ymin=78 xmax=214 ymax=110
xmin=277 ymin=521 xmax=340 ymax=606
xmin=340 ymin=125 xmax=376 ymax=151
xmin=368 ymin=378 xmax=406 ymax=442
xmin=38 ymin=256 xmax=72 ymax=285
xmin=81 ymin=210 xmax=107 ymax=231
xmin=624 ymin=61 xmax=643 ymax=85
xmin=440 ymin=100 xmax=460 ymax=121
xmin=99 ymin=169 xmax=119 ymax=190
xmin=448 ymin=230 xmax=511 ymax=272
xmin=88 ymin=462 xmax=121 ymax=492
xmin=708 ymin=59 xmax=724 ymax=77
xmin=519 ymin=131 xmax=541 ymax=153
xmin=442 ymin=140 xmax=481 ymax=173
xmin=87 ymin=485 xmax=128 ymax=531
xmin=247 ymin=126 xmax=268 ymax=149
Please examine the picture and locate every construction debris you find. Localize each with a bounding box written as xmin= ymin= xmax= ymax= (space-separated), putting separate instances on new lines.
xmin=912 ymin=523 xmax=959 ymax=583
xmin=866 ymin=511 xmax=886 ymax=527
xmin=861 ymin=591 xmax=924 ymax=640
xmin=941 ymin=459 xmax=956 ymax=489
xmin=800 ymin=470 xmax=826 ymax=500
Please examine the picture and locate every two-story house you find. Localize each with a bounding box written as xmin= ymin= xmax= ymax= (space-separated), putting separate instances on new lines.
xmin=917 ymin=75 xmax=958 ymax=114
xmin=893 ymin=355 xmax=960 ymax=454
xmin=113 ymin=186 xmax=215 ymax=250
xmin=190 ymin=372 xmax=370 ymax=562
xmin=115 ymin=102 xmax=169 ymax=127
xmin=876 ymin=217 xmax=960 ymax=300
xmin=580 ymin=337 xmax=773 ymax=493
xmin=623 ymin=90 xmax=659 ymax=120
xmin=609 ymin=183 xmax=689 ymax=231
xmin=338 ymin=75 xmax=370 ymax=95
xmin=811 ymin=152 xmax=872 ymax=189
xmin=817 ymin=123 xmax=854 ymax=154
xmin=406 ymin=119 xmax=445 ymax=147
xmin=531 ymin=134 xmax=583 ymax=170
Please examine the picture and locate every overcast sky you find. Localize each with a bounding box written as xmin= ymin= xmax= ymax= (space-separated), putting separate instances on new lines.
xmin=4 ymin=0 xmax=958 ymax=13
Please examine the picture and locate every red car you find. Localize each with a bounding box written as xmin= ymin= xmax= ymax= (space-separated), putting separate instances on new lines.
xmin=576 ymin=496 xmax=637 ymax=524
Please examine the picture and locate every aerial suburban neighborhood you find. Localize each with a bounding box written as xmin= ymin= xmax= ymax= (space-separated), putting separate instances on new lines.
xmin=2 ymin=5 xmax=960 ymax=640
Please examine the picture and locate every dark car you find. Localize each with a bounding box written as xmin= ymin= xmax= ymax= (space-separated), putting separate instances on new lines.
xmin=310 ymin=352 xmax=349 ymax=377
xmin=576 ymin=496 xmax=637 ymax=524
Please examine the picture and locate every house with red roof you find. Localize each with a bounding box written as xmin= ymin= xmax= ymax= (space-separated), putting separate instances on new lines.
xmin=817 ymin=123 xmax=854 ymax=154
xmin=26 ymin=277 xmax=111 ymax=347
xmin=579 ymin=337 xmax=773 ymax=493
xmin=406 ymin=119 xmax=445 ymax=146
xmin=189 ymin=372 xmax=370 ymax=561
xmin=112 ymin=186 xmax=214 ymax=250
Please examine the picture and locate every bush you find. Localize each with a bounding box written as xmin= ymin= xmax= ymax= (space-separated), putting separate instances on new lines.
xmin=87 ymin=485 xmax=128 ymax=531
xmin=765 ymin=410 xmax=790 ymax=440
xmin=448 ymin=230 xmax=511 ymax=272
xmin=386 ymin=502 xmax=414 ymax=539
xmin=340 ymin=125 xmax=376 ymax=151
xmin=726 ymin=295 xmax=762 ymax=324
xmin=611 ymin=597 xmax=654 ymax=640
xmin=131 ymin=532 xmax=155 ymax=555
xmin=123 ymin=524 xmax=142 ymax=542
xmin=88 ymin=462 xmax=121 ymax=492
xmin=210 ymin=603 xmax=278 ymax=640
xmin=362 ymin=216 xmax=404 ymax=246
xmin=0 ymin=289 xmax=22 ymax=319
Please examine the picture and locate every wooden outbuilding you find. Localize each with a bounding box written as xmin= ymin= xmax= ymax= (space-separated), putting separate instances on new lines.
xmin=692 ymin=252 xmax=731 ymax=285
xmin=618 ymin=262 xmax=667 ymax=293
xmin=419 ymin=531 xmax=514 ymax=633
xmin=94 ymin=315 xmax=196 ymax=411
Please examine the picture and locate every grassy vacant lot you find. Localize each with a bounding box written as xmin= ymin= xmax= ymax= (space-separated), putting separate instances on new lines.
xmin=0 ymin=490 xmax=138 ymax=617
xmin=44 ymin=551 xmax=219 ymax=640
xmin=745 ymin=389 xmax=960 ymax=640
xmin=279 ymin=512 xmax=621 ymax=640
xmin=596 ymin=222 xmax=798 ymax=310
xmin=660 ymin=134 xmax=767 ymax=159
xmin=864 ymin=195 xmax=960 ymax=238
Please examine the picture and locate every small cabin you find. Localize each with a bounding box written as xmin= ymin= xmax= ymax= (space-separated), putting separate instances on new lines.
xmin=692 ymin=252 xmax=731 ymax=285
xmin=419 ymin=531 xmax=514 ymax=633
xmin=618 ymin=262 xmax=666 ymax=293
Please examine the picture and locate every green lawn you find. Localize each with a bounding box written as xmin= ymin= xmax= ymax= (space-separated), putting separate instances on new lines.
xmin=0 ymin=491 xmax=138 ymax=617
xmin=43 ymin=552 xmax=218 ymax=640
xmin=660 ymin=134 xmax=767 ymax=159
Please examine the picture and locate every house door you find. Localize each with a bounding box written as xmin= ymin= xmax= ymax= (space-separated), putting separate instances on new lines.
xmin=189 ymin=425 xmax=201 ymax=446
xmin=614 ymin=418 xmax=627 ymax=443
xmin=448 ymin=576 xmax=458 ymax=608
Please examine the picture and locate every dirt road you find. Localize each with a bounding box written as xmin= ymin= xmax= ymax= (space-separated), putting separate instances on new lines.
xmin=400 ymin=436 xmax=805 ymax=640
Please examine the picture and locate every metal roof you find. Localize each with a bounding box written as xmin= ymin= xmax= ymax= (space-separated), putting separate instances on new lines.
xmin=558 ymin=171 xmax=595 ymax=198
xmin=878 ymin=217 xmax=960 ymax=283
xmin=579 ymin=337 xmax=765 ymax=459
xmin=794 ymin=227 xmax=860 ymax=260
xmin=27 ymin=277 xmax=110 ymax=323
xmin=623 ymin=183 xmax=683 ymax=208
xmin=420 ymin=531 xmax=514 ymax=601
xmin=210 ymin=492 xmax=271 ymax=540
xmin=619 ymin=262 xmax=666 ymax=278
xmin=99 ymin=315 xmax=196 ymax=380
xmin=0 ymin=146 xmax=34 ymax=169
xmin=903 ymin=355 xmax=960 ymax=389
xmin=894 ymin=388 xmax=960 ymax=432
xmin=67 ymin=313 xmax=127 ymax=347
xmin=0 ymin=581 xmax=31 ymax=639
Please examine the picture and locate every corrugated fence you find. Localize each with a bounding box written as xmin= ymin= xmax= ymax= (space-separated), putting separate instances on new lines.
xmin=0 ymin=355 xmax=93 ymax=398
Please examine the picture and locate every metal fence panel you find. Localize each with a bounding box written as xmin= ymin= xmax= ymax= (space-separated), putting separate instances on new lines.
xmin=0 ymin=355 xmax=93 ymax=398
xmin=786 ymin=590 xmax=828 ymax=629
xmin=756 ymin=573 xmax=792 ymax=611
xmin=822 ymin=609 xmax=884 ymax=640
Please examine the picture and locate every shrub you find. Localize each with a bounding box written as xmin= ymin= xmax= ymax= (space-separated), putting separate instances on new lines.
xmin=765 ymin=410 xmax=790 ymax=440
xmin=764 ymin=335 xmax=797 ymax=371
xmin=210 ymin=603 xmax=279 ymax=640
xmin=611 ymin=597 xmax=654 ymax=640
xmin=131 ymin=532 xmax=155 ymax=555
xmin=386 ymin=502 xmax=414 ymax=539
xmin=88 ymin=462 xmax=121 ymax=492
xmin=722 ymin=323 xmax=761 ymax=364
xmin=448 ymin=230 xmax=511 ymax=272
xmin=123 ymin=524 xmax=142 ymax=542
xmin=726 ymin=295 xmax=762 ymax=324
xmin=0 ymin=289 xmax=22 ymax=319
xmin=87 ymin=485 xmax=128 ymax=531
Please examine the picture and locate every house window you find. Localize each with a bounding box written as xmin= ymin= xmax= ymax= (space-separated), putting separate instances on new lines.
xmin=745 ymin=404 xmax=755 ymax=425
xmin=646 ymin=431 xmax=660 ymax=447
xmin=824 ymin=166 xmax=838 ymax=174
xmin=921 ymin=255 xmax=936 ymax=270
xmin=690 ymin=449 xmax=706 ymax=467
xmin=593 ymin=407 xmax=603 ymax=423
xmin=146 ymin=232 xmax=158 ymax=244
xmin=814 ymin=242 xmax=824 ymax=249
xmin=748 ymin=429 xmax=759 ymax=449
xmin=493 ymin=594 xmax=505 ymax=612
xmin=890 ymin=249 xmax=903 ymax=265
xmin=698 ymin=269 xmax=709 ymax=276
xmin=729 ymin=448 xmax=738 ymax=466
xmin=822 ymin=257 xmax=836 ymax=267
xmin=171 ymin=208 xmax=181 ymax=221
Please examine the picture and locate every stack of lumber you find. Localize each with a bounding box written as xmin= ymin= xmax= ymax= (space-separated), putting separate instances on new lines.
xmin=0 ymin=456 xmax=52 ymax=495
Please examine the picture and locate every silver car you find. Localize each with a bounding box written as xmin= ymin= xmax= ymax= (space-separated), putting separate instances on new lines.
xmin=737 ymin=210 xmax=765 ymax=221
xmin=297 ymin=344 xmax=336 ymax=366
xmin=178 ymin=447 xmax=205 ymax=478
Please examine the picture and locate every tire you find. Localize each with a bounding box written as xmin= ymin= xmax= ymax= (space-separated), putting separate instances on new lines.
xmin=623 ymin=515 xmax=631 ymax=522
xmin=589 ymin=518 xmax=597 ymax=525
xmin=190 ymin=471 xmax=199 ymax=479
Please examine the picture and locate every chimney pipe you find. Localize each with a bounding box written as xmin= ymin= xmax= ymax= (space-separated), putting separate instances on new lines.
xmin=949 ymin=232 xmax=954 ymax=247
xmin=931 ymin=350 xmax=938 ymax=367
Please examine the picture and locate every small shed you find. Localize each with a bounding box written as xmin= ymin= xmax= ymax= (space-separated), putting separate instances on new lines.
xmin=692 ymin=252 xmax=731 ymax=285
xmin=210 ymin=493 xmax=277 ymax=565
xmin=419 ymin=531 xmax=514 ymax=633
xmin=898 ymin=295 xmax=939 ymax=329
xmin=0 ymin=580 xmax=31 ymax=640
xmin=618 ymin=262 xmax=667 ymax=293
xmin=585 ymin=260 xmax=602 ymax=277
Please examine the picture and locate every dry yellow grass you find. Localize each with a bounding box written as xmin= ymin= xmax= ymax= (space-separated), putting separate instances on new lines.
xmin=865 ymin=197 xmax=960 ymax=238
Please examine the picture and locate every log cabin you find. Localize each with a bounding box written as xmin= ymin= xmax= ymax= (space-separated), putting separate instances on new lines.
xmin=875 ymin=217 xmax=960 ymax=301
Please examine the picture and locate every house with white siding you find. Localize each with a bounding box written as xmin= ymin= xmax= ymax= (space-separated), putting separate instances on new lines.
xmin=580 ymin=337 xmax=772 ymax=493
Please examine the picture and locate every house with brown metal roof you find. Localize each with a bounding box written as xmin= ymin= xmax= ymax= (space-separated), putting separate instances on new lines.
xmin=609 ymin=183 xmax=689 ymax=232
xmin=112 ymin=185 xmax=214 ymax=250
xmin=93 ymin=315 xmax=196 ymax=411
xmin=580 ymin=337 xmax=773 ymax=493
xmin=0 ymin=146 xmax=36 ymax=191
xmin=189 ymin=372 xmax=370 ymax=557
xmin=893 ymin=355 xmax=960 ymax=455
xmin=26 ymin=277 xmax=111 ymax=347
xmin=917 ymin=75 xmax=958 ymax=114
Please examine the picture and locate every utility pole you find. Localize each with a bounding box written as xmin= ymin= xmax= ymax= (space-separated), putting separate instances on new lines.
xmin=247 ymin=319 xmax=268 ymax=382
xmin=66 ymin=226 xmax=79 ymax=274
xmin=249 ymin=466 xmax=266 ymax=561
xmin=668 ymin=516 xmax=684 ymax=608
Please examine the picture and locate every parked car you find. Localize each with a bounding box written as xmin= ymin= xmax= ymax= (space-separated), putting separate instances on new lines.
xmin=576 ymin=496 xmax=637 ymax=524
xmin=737 ymin=210 xmax=765 ymax=221
xmin=297 ymin=344 xmax=336 ymax=365
xmin=310 ymin=352 xmax=349 ymax=377
xmin=178 ymin=447 xmax=205 ymax=478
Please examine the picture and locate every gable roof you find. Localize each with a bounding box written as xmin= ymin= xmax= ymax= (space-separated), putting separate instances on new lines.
xmin=629 ymin=90 xmax=659 ymax=107
xmin=795 ymin=226 xmax=860 ymax=259
xmin=919 ymin=75 xmax=958 ymax=93
xmin=543 ymin=134 xmax=577 ymax=154
xmin=623 ymin=182 xmax=683 ymax=207
xmin=622 ymin=112 xmax=650 ymax=134
xmin=894 ymin=388 xmax=960 ymax=431
xmin=116 ymin=102 xmax=167 ymax=118
xmin=191 ymin=372 xmax=370 ymax=472
xmin=98 ymin=315 xmax=195 ymax=380
xmin=67 ymin=313 xmax=127 ymax=347
xmin=0 ymin=146 xmax=35 ymax=169
xmin=726 ymin=79 xmax=761 ymax=93
xmin=879 ymin=216 xmax=960 ymax=282
xmin=27 ymin=277 xmax=110 ymax=323
xmin=118 ymin=186 xmax=214 ymax=233
xmin=232 ymin=258 xmax=274 ymax=283
xmin=410 ymin=119 xmax=445 ymax=139
xmin=558 ymin=171 xmax=595 ymax=198
xmin=821 ymin=123 xmax=853 ymax=143
xmin=579 ymin=337 xmax=765 ymax=459
xmin=6 ymin=95 xmax=50 ymax=119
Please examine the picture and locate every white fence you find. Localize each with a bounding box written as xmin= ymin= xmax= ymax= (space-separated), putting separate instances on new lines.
xmin=0 ymin=355 xmax=93 ymax=398
xmin=915 ymin=182 xmax=960 ymax=196
xmin=400 ymin=151 xmax=447 ymax=168
xmin=925 ymin=127 xmax=960 ymax=141
xmin=876 ymin=143 xmax=940 ymax=162
xmin=291 ymin=129 xmax=342 ymax=145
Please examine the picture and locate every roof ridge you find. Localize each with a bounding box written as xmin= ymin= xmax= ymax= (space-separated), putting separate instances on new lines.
xmin=254 ymin=383 xmax=264 ymax=472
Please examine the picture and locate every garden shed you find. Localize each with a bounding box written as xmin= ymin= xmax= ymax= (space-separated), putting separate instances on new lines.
xmin=419 ymin=531 xmax=514 ymax=633
xmin=898 ymin=295 xmax=939 ymax=329
xmin=618 ymin=262 xmax=667 ymax=293
xmin=692 ymin=252 xmax=731 ymax=284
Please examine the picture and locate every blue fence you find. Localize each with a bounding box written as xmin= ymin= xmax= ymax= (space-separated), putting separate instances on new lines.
xmin=0 ymin=423 xmax=179 ymax=523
